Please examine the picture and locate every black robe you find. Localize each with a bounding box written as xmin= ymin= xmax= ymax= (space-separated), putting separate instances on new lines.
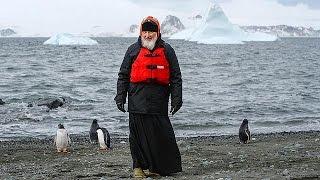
xmin=129 ymin=113 xmax=182 ymax=175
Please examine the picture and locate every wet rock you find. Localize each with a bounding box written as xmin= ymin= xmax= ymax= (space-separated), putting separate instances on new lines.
xmin=282 ymin=169 xmax=289 ymax=176
xmin=37 ymin=97 xmax=66 ymax=110
xmin=0 ymin=99 xmax=5 ymax=105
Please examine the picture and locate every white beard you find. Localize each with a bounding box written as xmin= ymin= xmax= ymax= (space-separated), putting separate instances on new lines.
xmin=141 ymin=36 xmax=157 ymax=50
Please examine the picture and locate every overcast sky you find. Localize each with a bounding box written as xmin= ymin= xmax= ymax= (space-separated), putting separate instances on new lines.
xmin=1 ymin=0 xmax=320 ymax=35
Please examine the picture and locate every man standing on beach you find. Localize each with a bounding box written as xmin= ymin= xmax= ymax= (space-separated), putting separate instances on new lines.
xmin=115 ymin=16 xmax=182 ymax=178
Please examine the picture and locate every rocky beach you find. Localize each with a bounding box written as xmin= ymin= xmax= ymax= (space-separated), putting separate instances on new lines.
xmin=1 ymin=131 xmax=320 ymax=179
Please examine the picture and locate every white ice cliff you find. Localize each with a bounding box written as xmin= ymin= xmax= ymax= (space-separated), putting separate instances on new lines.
xmin=44 ymin=33 xmax=98 ymax=45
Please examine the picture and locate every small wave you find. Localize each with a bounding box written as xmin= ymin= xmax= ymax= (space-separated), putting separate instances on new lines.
xmin=297 ymin=92 xmax=319 ymax=101
xmin=59 ymin=69 xmax=77 ymax=73
xmin=175 ymin=121 xmax=233 ymax=130
xmin=0 ymin=54 xmax=9 ymax=57
xmin=209 ymin=62 xmax=232 ymax=67
xmin=75 ymin=75 xmax=105 ymax=84
xmin=69 ymin=104 xmax=95 ymax=111
xmin=19 ymin=74 xmax=37 ymax=78
xmin=96 ymin=88 xmax=111 ymax=94
xmin=1 ymin=113 xmax=43 ymax=124
xmin=253 ymin=121 xmax=281 ymax=126
xmin=30 ymin=83 xmax=57 ymax=90
xmin=254 ymin=119 xmax=309 ymax=127
xmin=16 ymin=53 xmax=37 ymax=58
xmin=181 ymin=63 xmax=204 ymax=67
xmin=110 ymin=115 xmax=128 ymax=123
xmin=283 ymin=120 xmax=306 ymax=125
xmin=230 ymin=79 xmax=260 ymax=86
xmin=6 ymin=66 xmax=21 ymax=71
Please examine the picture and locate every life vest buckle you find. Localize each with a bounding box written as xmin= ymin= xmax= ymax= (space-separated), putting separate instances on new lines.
xmin=146 ymin=64 xmax=157 ymax=69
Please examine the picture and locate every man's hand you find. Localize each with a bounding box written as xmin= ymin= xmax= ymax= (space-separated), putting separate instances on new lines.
xmin=117 ymin=103 xmax=126 ymax=113
xmin=170 ymin=104 xmax=182 ymax=115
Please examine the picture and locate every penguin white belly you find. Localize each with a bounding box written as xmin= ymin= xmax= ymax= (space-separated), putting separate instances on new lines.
xmin=97 ymin=129 xmax=107 ymax=149
xmin=56 ymin=129 xmax=69 ymax=150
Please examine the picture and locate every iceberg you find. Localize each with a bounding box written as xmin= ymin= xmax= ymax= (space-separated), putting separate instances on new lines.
xmin=170 ymin=2 xmax=278 ymax=44
xmin=44 ymin=33 xmax=98 ymax=45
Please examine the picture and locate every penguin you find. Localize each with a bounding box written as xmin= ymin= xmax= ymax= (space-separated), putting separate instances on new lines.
xmin=0 ymin=99 xmax=5 ymax=105
xmin=239 ymin=119 xmax=251 ymax=144
xmin=54 ymin=124 xmax=71 ymax=153
xmin=97 ymin=127 xmax=110 ymax=150
xmin=38 ymin=97 xmax=65 ymax=110
xmin=89 ymin=119 xmax=99 ymax=143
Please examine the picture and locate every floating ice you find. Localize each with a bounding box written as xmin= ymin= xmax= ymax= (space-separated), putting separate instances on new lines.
xmin=170 ymin=2 xmax=278 ymax=44
xmin=44 ymin=33 xmax=98 ymax=45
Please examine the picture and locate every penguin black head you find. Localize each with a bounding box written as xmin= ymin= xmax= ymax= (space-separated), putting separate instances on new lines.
xmin=239 ymin=118 xmax=251 ymax=144
xmin=58 ymin=124 xmax=65 ymax=129
xmin=242 ymin=119 xmax=248 ymax=125
xmin=89 ymin=119 xmax=99 ymax=143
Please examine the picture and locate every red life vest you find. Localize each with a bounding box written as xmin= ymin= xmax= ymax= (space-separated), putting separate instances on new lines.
xmin=130 ymin=47 xmax=170 ymax=85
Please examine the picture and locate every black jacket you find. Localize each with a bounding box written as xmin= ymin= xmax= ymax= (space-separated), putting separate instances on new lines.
xmin=114 ymin=37 xmax=182 ymax=115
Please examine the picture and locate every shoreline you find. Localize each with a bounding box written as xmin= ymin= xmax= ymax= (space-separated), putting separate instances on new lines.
xmin=1 ymin=129 xmax=319 ymax=142
xmin=1 ymin=130 xmax=320 ymax=179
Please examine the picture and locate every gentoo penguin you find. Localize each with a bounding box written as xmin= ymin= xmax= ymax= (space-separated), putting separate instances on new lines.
xmin=54 ymin=124 xmax=71 ymax=153
xmin=38 ymin=97 xmax=65 ymax=110
xmin=89 ymin=119 xmax=99 ymax=143
xmin=0 ymin=99 xmax=5 ymax=105
xmin=97 ymin=127 xmax=110 ymax=150
xmin=239 ymin=119 xmax=251 ymax=144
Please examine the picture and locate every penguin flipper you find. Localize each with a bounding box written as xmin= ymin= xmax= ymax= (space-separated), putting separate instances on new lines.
xmin=245 ymin=129 xmax=250 ymax=143
xmin=101 ymin=128 xmax=110 ymax=148
xmin=89 ymin=132 xmax=98 ymax=143
xmin=106 ymin=131 xmax=111 ymax=148
xmin=247 ymin=129 xmax=251 ymax=140
xmin=67 ymin=133 xmax=72 ymax=146
xmin=54 ymin=136 xmax=57 ymax=146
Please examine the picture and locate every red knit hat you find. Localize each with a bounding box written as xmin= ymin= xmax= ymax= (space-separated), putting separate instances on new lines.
xmin=140 ymin=16 xmax=160 ymax=36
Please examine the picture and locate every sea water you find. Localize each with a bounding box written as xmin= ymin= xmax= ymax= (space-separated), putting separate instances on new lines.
xmin=0 ymin=37 xmax=319 ymax=140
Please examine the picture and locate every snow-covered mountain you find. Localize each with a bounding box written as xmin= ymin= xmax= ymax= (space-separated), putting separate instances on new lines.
xmin=122 ymin=24 xmax=139 ymax=37
xmin=161 ymin=15 xmax=185 ymax=37
xmin=0 ymin=28 xmax=17 ymax=37
xmin=129 ymin=24 xmax=138 ymax=34
xmin=123 ymin=16 xmax=186 ymax=37
xmin=241 ymin=25 xmax=320 ymax=37
xmin=170 ymin=3 xmax=277 ymax=44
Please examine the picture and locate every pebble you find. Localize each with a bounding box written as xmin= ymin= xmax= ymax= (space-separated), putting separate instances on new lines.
xmin=282 ymin=169 xmax=289 ymax=176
